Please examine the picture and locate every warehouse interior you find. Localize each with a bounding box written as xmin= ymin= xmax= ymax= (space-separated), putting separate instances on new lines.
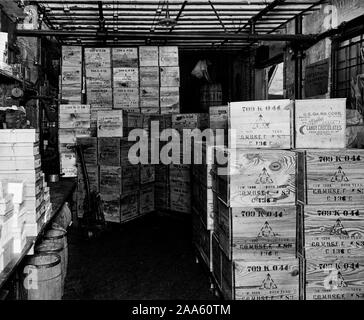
xmin=1 ymin=0 xmax=364 ymax=301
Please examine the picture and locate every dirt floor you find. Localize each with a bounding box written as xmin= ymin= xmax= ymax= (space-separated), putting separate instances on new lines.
xmin=63 ymin=213 xmax=218 ymax=300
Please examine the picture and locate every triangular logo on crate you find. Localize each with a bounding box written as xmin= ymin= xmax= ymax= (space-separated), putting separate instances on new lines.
xmin=253 ymin=114 xmax=270 ymax=129
xmin=257 ymin=221 xmax=277 ymax=238
xmin=336 ymin=272 xmax=347 ymax=288
xmin=330 ymin=219 xmax=349 ymax=236
xmin=260 ymin=273 xmax=277 ymax=290
xmin=256 ymin=168 xmax=274 ymax=184
xmin=331 ymin=166 xmax=349 ymax=182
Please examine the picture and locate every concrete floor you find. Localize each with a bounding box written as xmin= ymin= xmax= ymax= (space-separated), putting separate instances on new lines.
xmin=63 ymin=213 xmax=218 ymax=300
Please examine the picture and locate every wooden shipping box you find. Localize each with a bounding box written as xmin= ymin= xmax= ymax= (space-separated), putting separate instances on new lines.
xmin=214 ymin=197 xmax=297 ymax=260
xmin=100 ymin=193 xmax=120 ymax=223
xmin=85 ymin=68 xmax=112 ymax=87
xmin=160 ymin=67 xmax=180 ymax=87
xmin=75 ymin=137 xmax=98 ymax=165
xmin=139 ymin=67 xmax=159 ymax=87
xmin=61 ymin=87 xmax=81 ymax=104
xmin=113 ymin=67 xmax=139 ymax=88
xmin=169 ymin=164 xmax=191 ymax=183
xmin=87 ymin=87 xmax=113 ymax=108
xmin=295 ymin=98 xmax=346 ymax=149
xmin=139 ymin=184 xmax=155 ymax=214
xmin=140 ymin=87 xmax=159 ymax=109
xmin=0 ymin=129 xmax=38 ymax=143
xmin=216 ymin=148 xmax=296 ymax=207
xmin=0 ymin=169 xmax=41 ymax=185
xmin=297 ymin=149 xmax=364 ymax=205
xmin=159 ymin=46 xmax=179 ymax=67
xmin=98 ymin=137 xmax=121 ymax=166
xmin=99 ymin=166 xmax=121 ymax=194
xmin=121 ymin=165 xmax=140 ymax=193
xmin=0 ymin=142 xmax=39 ymax=157
xmin=97 ymin=110 xmax=126 ymax=138
xmin=139 ymin=46 xmax=159 ymax=67
xmin=305 ymin=257 xmax=364 ymax=300
xmin=170 ymin=180 xmax=191 ymax=214
xmin=120 ymin=138 xmax=139 ymax=166
xmin=209 ymin=105 xmax=228 ymax=129
xmin=61 ymin=46 xmax=82 ymax=67
xmin=303 ymin=204 xmax=364 ymax=259
xmin=155 ymin=182 xmax=169 ymax=210
xmin=59 ymin=113 xmax=91 ymax=129
xmin=228 ymin=100 xmax=293 ymax=149
xmin=160 ymin=87 xmax=179 ymax=110
xmin=120 ymin=191 xmax=139 ymax=223
xmin=61 ymin=67 xmax=82 ymax=87
xmin=0 ymin=155 xmax=41 ymax=171
xmin=113 ymin=87 xmax=139 ymax=110
xmin=171 ymin=113 xmax=209 ymax=132
xmin=140 ymin=107 xmax=159 ymax=114
xmin=140 ymin=165 xmax=155 ymax=184
xmin=84 ymin=48 xmax=111 ymax=68
xmin=59 ymin=104 xmax=90 ymax=114
xmin=191 ymin=180 xmax=214 ymax=230
xmin=160 ymin=106 xmax=179 ymax=114
xmin=59 ymin=128 xmax=91 ymax=144
xmin=112 ymin=48 xmax=138 ymax=68
xmin=192 ymin=211 xmax=213 ymax=272
xmin=212 ymin=234 xmax=222 ymax=288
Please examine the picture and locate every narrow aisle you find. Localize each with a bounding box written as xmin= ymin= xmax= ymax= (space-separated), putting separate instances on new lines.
xmin=63 ymin=214 xmax=217 ymax=300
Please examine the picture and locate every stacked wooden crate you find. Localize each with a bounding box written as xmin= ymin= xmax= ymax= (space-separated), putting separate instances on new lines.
xmin=60 ymin=46 xmax=82 ymax=104
xmin=58 ymin=104 xmax=91 ymax=178
xmin=0 ymin=130 xmax=52 ymax=242
xmin=159 ymin=46 xmax=180 ymax=114
xmin=295 ymin=98 xmax=364 ymax=300
xmin=171 ymin=113 xmax=208 ymax=214
xmin=85 ymin=48 xmax=112 ymax=136
xmin=212 ymin=100 xmax=300 ymax=300
xmin=112 ymin=48 xmax=140 ymax=113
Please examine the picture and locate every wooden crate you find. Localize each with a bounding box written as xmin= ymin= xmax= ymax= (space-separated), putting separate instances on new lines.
xmin=160 ymin=67 xmax=180 ymax=87
xmin=155 ymin=182 xmax=169 ymax=210
xmin=84 ymin=48 xmax=111 ymax=68
xmin=97 ymin=110 xmax=126 ymax=137
xmin=87 ymin=87 xmax=113 ymax=108
xmin=228 ymin=100 xmax=293 ymax=149
xmin=100 ymin=193 xmax=120 ymax=223
xmin=170 ymin=180 xmax=191 ymax=213
xmin=233 ymin=258 xmax=300 ymax=300
xmin=85 ymin=68 xmax=112 ymax=87
xmin=99 ymin=166 xmax=121 ymax=194
xmin=113 ymin=67 xmax=139 ymax=88
xmin=98 ymin=137 xmax=121 ymax=166
xmin=139 ymin=67 xmax=159 ymax=87
xmin=59 ymin=104 xmax=90 ymax=114
xmin=120 ymin=191 xmax=139 ymax=223
xmin=0 ymin=155 xmax=41 ymax=171
xmin=295 ymin=98 xmax=346 ymax=149
xmin=171 ymin=113 xmax=208 ymax=132
xmin=169 ymin=164 xmax=191 ymax=183
xmin=61 ymin=87 xmax=81 ymax=104
xmin=192 ymin=211 xmax=213 ymax=272
xmin=209 ymin=105 xmax=228 ymax=129
xmin=212 ymin=234 xmax=222 ymax=288
xmin=216 ymin=148 xmax=296 ymax=207
xmin=159 ymin=46 xmax=179 ymax=67
xmin=112 ymin=47 xmax=138 ymax=68
xmin=113 ymin=87 xmax=139 ymax=110
xmin=303 ymin=204 xmax=364 ymax=259
xmin=61 ymin=67 xmax=82 ymax=87
xmin=160 ymin=87 xmax=179 ymax=110
xmin=139 ymin=184 xmax=155 ymax=214
xmin=140 ymin=165 xmax=155 ymax=184
xmin=61 ymin=46 xmax=82 ymax=67
xmin=59 ymin=113 xmax=90 ymax=129
xmin=297 ymin=149 xmax=364 ymax=205
xmin=121 ymin=165 xmax=140 ymax=193
xmin=59 ymin=128 xmax=91 ymax=144
xmin=140 ymin=87 xmax=159 ymax=109
xmin=191 ymin=180 xmax=214 ymax=230
xmin=76 ymin=137 xmax=98 ymax=165
xmin=120 ymin=138 xmax=139 ymax=166
xmin=139 ymin=46 xmax=159 ymax=67
xmin=0 ymin=142 xmax=39 ymax=157
xmin=214 ymin=197 xmax=297 ymax=260
xmin=0 ymin=129 xmax=38 ymax=143
xmin=305 ymin=257 xmax=364 ymax=300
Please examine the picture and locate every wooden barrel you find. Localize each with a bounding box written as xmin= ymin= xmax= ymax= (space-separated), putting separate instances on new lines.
xmin=200 ymin=83 xmax=223 ymax=112
xmin=53 ymin=202 xmax=72 ymax=230
xmin=35 ymin=242 xmax=65 ymax=294
xmin=43 ymin=228 xmax=68 ymax=278
xmin=22 ymin=253 xmax=62 ymax=300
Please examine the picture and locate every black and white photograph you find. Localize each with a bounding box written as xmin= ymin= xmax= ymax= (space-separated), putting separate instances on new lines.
xmin=0 ymin=0 xmax=364 ymax=312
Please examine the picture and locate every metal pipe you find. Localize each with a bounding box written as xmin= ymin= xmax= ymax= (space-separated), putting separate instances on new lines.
xmin=15 ymin=29 xmax=316 ymax=41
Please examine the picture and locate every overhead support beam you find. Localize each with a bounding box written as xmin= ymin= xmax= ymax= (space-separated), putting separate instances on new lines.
xmin=15 ymin=29 xmax=316 ymax=42
xmin=169 ymin=0 xmax=187 ymax=33
xmin=208 ymin=0 xmax=227 ymax=32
